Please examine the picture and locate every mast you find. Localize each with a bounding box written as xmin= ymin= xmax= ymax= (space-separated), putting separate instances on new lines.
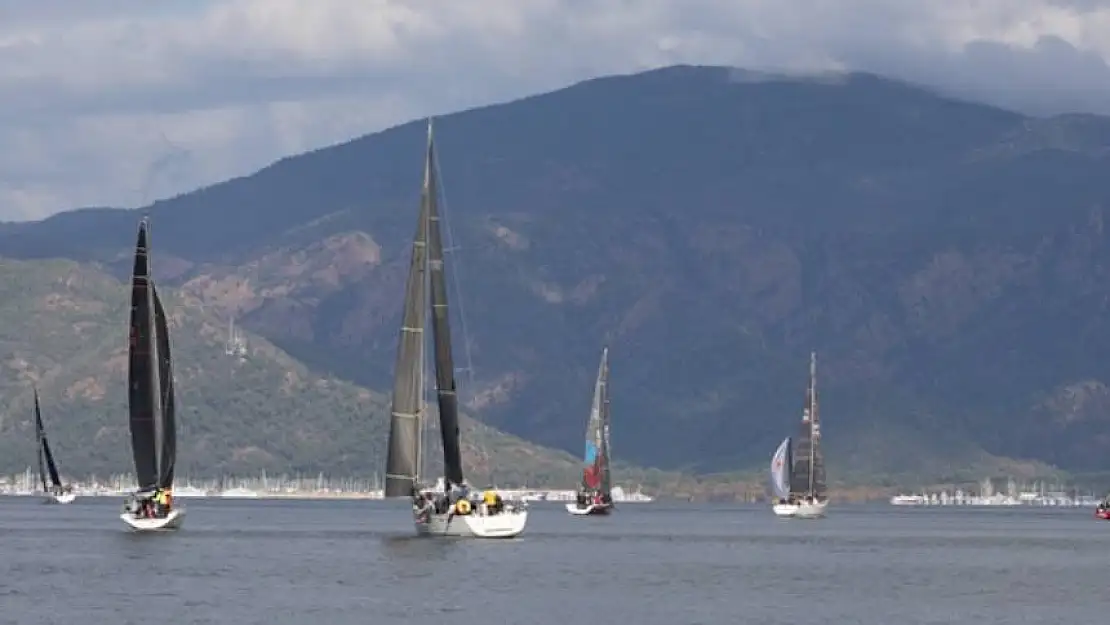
xmin=809 ymin=351 xmax=826 ymax=499
xmin=599 ymin=347 xmax=612 ymax=496
xmin=789 ymin=352 xmax=817 ymax=499
xmin=807 ymin=352 xmax=817 ymax=495
xmin=384 ymin=123 xmax=431 ymax=498
xmin=424 ymin=118 xmax=465 ymax=488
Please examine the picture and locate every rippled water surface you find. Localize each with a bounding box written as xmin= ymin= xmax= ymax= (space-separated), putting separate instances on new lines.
xmin=0 ymin=497 xmax=1104 ymax=624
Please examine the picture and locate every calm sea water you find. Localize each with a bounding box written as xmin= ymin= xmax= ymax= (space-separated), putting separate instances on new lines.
xmin=0 ymin=497 xmax=1103 ymax=624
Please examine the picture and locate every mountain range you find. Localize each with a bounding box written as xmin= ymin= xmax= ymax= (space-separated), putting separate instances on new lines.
xmin=0 ymin=258 xmax=618 ymax=488
xmin=1 ymin=64 xmax=1109 ymax=486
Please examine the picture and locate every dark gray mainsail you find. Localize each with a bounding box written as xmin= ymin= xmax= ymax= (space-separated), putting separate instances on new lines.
xmin=599 ymin=348 xmax=612 ymax=497
xmin=425 ymin=127 xmax=464 ymax=488
xmin=127 ymin=219 xmax=178 ymax=493
xmin=153 ymin=285 xmax=177 ymax=489
xmin=33 ymin=388 xmax=63 ymax=491
xmin=789 ymin=352 xmax=826 ymax=499
xmin=385 ymin=120 xmax=468 ymax=496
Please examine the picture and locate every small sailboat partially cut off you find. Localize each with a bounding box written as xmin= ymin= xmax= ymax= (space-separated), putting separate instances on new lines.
xmin=785 ymin=352 xmax=828 ymax=519
xmin=1095 ymin=495 xmax=1110 ymax=520
xmin=34 ymin=389 xmax=76 ymax=504
xmin=567 ymin=347 xmax=614 ymax=516
xmin=383 ymin=119 xmax=528 ymax=539
xmin=769 ymin=436 xmax=794 ymax=517
xmin=120 ymin=218 xmax=185 ymax=531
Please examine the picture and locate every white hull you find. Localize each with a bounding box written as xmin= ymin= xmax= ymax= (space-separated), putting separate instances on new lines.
xmin=120 ymin=507 xmax=186 ymax=531
xmin=414 ymin=508 xmax=528 ymax=538
xmin=772 ymin=502 xmax=799 ymax=517
xmin=219 ymin=488 xmax=259 ymax=498
xmin=794 ymin=499 xmax=829 ymax=519
xmin=43 ymin=491 xmax=77 ymax=504
xmin=173 ymin=486 xmax=208 ymax=498
xmin=565 ymin=502 xmax=613 ymax=516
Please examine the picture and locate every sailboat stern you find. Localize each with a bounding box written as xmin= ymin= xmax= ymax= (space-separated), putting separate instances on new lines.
xmin=120 ymin=507 xmax=186 ymax=531
xmin=793 ymin=498 xmax=829 ymax=519
xmin=414 ymin=507 xmax=528 ymax=538
xmin=565 ymin=502 xmax=613 ymax=516
xmin=771 ymin=503 xmax=799 ymax=517
xmin=44 ymin=491 xmax=77 ymax=505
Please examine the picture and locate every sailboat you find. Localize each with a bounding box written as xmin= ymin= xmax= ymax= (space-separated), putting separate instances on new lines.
xmin=769 ymin=436 xmax=794 ymax=517
xmin=119 ymin=218 xmax=185 ymax=531
xmin=383 ymin=119 xmax=528 ymax=539
xmin=567 ymin=346 xmax=614 ymax=516
xmin=786 ymin=352 xmax=828 ymax=519
xmin=33 ymin=389 xmax=76 ymax=504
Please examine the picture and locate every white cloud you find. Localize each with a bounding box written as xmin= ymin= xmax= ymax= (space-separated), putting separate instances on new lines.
xmin=0 ymin=0 xmax=1107 ymax=220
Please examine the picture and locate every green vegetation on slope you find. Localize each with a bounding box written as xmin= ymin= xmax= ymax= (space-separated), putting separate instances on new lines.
xmin=0 ymin=258 xmax=593 ymax=485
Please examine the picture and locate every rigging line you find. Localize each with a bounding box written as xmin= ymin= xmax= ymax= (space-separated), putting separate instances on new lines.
xmin=430 ymin=128 xmax=492 ymax=481
xmin=430 ymin=135 xmax=477 ymax=387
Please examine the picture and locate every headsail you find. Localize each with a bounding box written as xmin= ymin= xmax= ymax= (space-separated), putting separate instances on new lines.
xmin=33 ymin=389 xmax=63 ymax=489
xmin=126 ymin=219 xmax=177 ymax=492
xmin=384 ymin=148 xmax=430 ymax=497
xmin=770 ymin=436 xmax=791 ymax=500
xmin=580 ymin=347 xmax=611 ymax=495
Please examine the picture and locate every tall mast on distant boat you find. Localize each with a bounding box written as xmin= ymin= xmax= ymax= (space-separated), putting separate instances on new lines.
xmin=807 ymin=352 xmax=817 ymax=495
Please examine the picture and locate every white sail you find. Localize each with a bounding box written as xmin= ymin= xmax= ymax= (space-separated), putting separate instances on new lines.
xmin=770 ymin=436 xmax=791 ymax=499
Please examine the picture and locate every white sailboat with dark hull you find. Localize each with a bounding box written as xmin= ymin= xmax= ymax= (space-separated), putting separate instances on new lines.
xmin=119 ymin=219 xmax=185 ymax=531
xmin=383 ymin=120 xmax=528 ymax=539
xmin=34 ymin=389 xmax=76 ymax=504
xmin=567 ymin=347 xmax=614 ymax=516
xmin=775 ymin=352 xmax=828 ymax=519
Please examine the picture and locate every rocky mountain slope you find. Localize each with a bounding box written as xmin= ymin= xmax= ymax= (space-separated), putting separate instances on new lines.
xmin=2 ymin=65 xmax=1110 ymax=479
xmin=0 ymin=259 xmax=597 ymax=486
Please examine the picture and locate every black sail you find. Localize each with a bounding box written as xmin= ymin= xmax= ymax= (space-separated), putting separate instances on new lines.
xmin=424 ymin=129 xmax=464 ymax=487
xmin=34 ymin=388 xmax=47 ymax=491
xmin=127 ymin=220 xmax=160 ymax=491
xmin=810 ymin=354 xmax=827 ymax=499
xmin=384 ymin=153 xmax=431 ymax=497
xmin=788 ymin=352 xmax=825 ymax=498
xmin=153 ymin=285 xmax=176 ymax=489
xmin=33 ymin=389 xmax=62 ymax=489
xmin=789 ymin=389 xmax=813 ymax=496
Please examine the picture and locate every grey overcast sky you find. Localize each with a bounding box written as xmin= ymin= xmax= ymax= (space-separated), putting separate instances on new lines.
xmin=0 ymin=0 xmax=1107 ymax=220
